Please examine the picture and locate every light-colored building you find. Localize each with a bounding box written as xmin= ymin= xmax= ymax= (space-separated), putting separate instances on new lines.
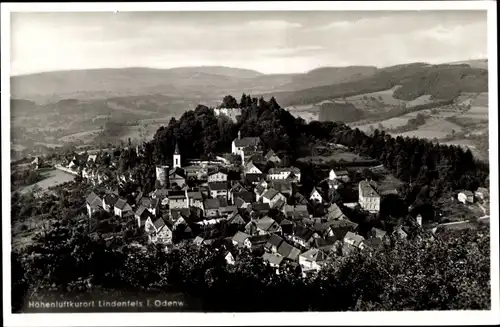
xmin=232 ymin=131 xmax=261 ymax=156
xmin=244 ymin=161 xmax=263 ymax=175
xmin=358 ymin=181 xmax=380 ymax=213
xmin=299 ymin=248 xmax=327 ymax=272
xmin=458 ymin=190 xmax=474 ymax=204
xmin=261 ymin=188 xmax=286 ymax=209
xmin=309 ymin=187 xmax=323 ymax=203
xmin=173 ymin=143 xmax=181 ymax=169
xmin=328 ymin=169 xmax=349 ymax=182
xmin=208 ymin=171 xmax=228 ymax=183
xmin=114 ymin=198 xmax=132 ymax=218
xmin=214 ymin=107 xmax=242 ymax=122
xmin=267 ymin=167 xmax=301 ymax=182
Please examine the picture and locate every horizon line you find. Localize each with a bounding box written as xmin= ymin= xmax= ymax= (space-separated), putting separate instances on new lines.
xmin=10 ymin=58 xmax=489 ymax=78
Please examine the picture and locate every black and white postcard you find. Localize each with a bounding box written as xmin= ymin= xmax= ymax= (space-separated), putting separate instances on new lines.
xmin=2 ymin=1 xmax=498 ymax=326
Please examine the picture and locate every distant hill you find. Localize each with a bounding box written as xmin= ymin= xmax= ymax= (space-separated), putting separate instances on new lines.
xmin=445 ymin=59 xmax=488 ymax=70
xmin=165 ymin=66 xmax=263 ymax=78
xmin=266 ymin=63 xmax=488 ymax=107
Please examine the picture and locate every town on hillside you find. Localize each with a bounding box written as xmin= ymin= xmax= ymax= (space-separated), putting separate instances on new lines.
xmin=16 ymin=107 xmax=487 ymax=278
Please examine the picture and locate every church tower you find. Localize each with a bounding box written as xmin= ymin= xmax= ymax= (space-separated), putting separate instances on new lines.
xmin=173 ymin=142 xmax=181 ymax=169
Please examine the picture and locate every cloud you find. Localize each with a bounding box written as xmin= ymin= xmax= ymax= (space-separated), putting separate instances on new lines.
xmin=245 ymin=20 xmax=303 ymax=30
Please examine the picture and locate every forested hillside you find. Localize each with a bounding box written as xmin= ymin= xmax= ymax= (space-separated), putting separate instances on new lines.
xmin=152 ymin=94 xmax=488 ymax=203
xmin=268 ymin=64 xmax=488 ymax=106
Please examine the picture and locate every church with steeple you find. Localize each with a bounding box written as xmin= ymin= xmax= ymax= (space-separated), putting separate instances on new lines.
xmin=173 ymin=142 xmax=181 ymax=169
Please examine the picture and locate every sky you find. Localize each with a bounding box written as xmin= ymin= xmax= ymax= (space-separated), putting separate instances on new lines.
xmin=10 ymin=10 xmax=488 ymax=76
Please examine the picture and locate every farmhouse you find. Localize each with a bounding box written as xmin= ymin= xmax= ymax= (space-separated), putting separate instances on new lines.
xmin=358 ymin=180 xmax=380 ymax=213
xmin=270 ymin=180 xmax=293 ymax=197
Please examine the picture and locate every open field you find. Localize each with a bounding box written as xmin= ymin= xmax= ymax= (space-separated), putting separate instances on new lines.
xmin=59 ymin=129 xmax=104 ymax=143
xmin=298 ymin=150 xmax=370 ymax=164
xmin=19 ymin=169 xmax=75 ymax=194
xmin=393 ymin=117 xmax=463 ymax=139
xmin=285 ymin=106 xmax=320 ymax=123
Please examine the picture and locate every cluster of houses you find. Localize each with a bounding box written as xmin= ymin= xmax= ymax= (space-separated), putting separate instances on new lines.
xmin=82 ymin=131 xmax=490 ymax=275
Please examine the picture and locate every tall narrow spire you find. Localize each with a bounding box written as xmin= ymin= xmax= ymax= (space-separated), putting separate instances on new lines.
xmin=174 ymin=142 xmax=180 ymax=155
xmin=238 ymin=130 xmax=241 ymax=140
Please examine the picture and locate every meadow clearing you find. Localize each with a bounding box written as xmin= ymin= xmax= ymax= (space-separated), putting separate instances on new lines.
xmin=19 ymin=169 xmax=75 ymax=195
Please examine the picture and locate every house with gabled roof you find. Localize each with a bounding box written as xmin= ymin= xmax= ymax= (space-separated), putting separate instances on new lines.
xmin=250 ymin=202 xmax=270 ymax=216
xmin=248 ymin=234 xmax=271 ymax=250
xmin=290 ymin=225 xmax=316 ymax=248
xmin=86 ymin=192 xmax=103 ymax=219
xmin=186 ymin=190 xmax=204 ymax=210
xmin=329 ymin=168 xmax=349 ymax=182
xmin=255 ymin=216 xmax=281 ymax=235
xmin=327 ymin=203 xmax=347 ymax=221
xmin=270 ymin=180 xmax=293 ymax=197
xmin=369 ymin=227 xmax=388 ymax=241
xmin=324 ymin=219 xmax=359 ymax=239
xmin=168 ymin=190 xmax=188 ymax=209
xmin=169 ymin=167 xmax=187 ymax=188
xmin=208 ymin=170 xmax=228 ymax=183
xmin=102 ymin=193 xmax=119 ymax=212
xmin=264 ymin=149 xmax=281 ymax=164
xmin=245 ymin=172 xmax=265 ymax=186
xmin=227 ymin=213 xmax=246 ymax=227
xmin=277 ymin=241 xmax=301 ymax=261
xmin=244 ymin=161 xmax=264 ymax=175
xmin=262 ymin=252 xmax=284 ymax=269
xmin=145 ymin=217 xmax=172 ymax=245
xmin=232 ymin=132 xmax=261 ymax=156
xmin=135 ymin=205 xmax=153 ymax=228
xmin=255 ymin=184 xmax=267 ymax=202
xmin=344 ymin=231 xmax=366 ymax=249
xmin=261 ymin=188 xmax=286 ymax=208
xmin=138 ymin=196 xmax=160 ymax=217
xmin=264 ymin=234 xmax=284 ymax=253
xmin=280 ymin=218 xmax=294 ymax=235
xmin=228 ymin=181 xmax=246 ymax=202
xmin=299 ymin=248 xmax=328 ymax=272
xmin=267 ymin=167 xmax=301 ymax=182
xmin=309 ymin=187 xmax=323 ymax=203
xmin=204 ymin=198 xmax=220 ymax=217
xmin=313 ymin=237 xmax=337 ymax=252
xmin=359 ymin=180 xmax=380 ymax=213
xmin=114 ymin=198 xmax=132 ymax=218
xmin=262 ymin=252 xmax=284 ymax=270
xmin=208 ymin=181 xmax=229 ymax=199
